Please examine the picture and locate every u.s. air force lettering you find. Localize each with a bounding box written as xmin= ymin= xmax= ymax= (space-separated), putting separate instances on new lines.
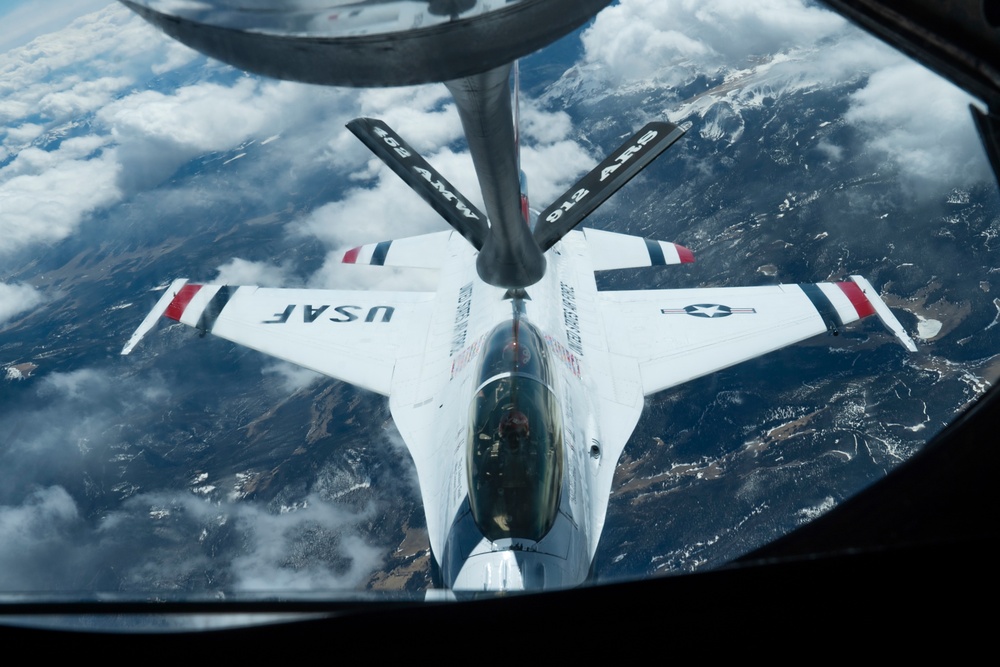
xmin=263 ymin=304 xmax=395 ymax=324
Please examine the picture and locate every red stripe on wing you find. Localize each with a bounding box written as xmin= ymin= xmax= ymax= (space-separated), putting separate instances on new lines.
xmin=343 ymin=246 xmax=361 ymax=263
xmin=164 ymin=284 xmax=202 ymax=321
xmin=837 ymin=281 xmax=876 ymax=318
xmin=675 ymin=244 xmax=695 ymax=264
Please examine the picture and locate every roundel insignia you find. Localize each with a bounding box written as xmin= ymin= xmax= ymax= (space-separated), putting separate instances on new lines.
xmin=660 ymin=304 xmax=757 ymax=317
xmin=686 ymin=304 xmax=731 ymax=318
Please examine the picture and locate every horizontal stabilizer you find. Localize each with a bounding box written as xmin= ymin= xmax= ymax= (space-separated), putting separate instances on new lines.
xmin=582 ymin=228 xmax=693 ymax=270
xmin=347 ymin=117 xmax=488 ymax=250
xmin=341 ymin=230 xmax=453 ymax=270
xmin=534 ymin=121 xmax=687 ymax=251
xmin=848 ymin=275 xmax=918 ymax=351
xmin=121 ymin=279 xmax=189 ymax=355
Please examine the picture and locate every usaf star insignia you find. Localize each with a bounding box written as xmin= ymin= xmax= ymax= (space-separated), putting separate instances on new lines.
xmin=660 ymin=304 xmax=757 ymax=318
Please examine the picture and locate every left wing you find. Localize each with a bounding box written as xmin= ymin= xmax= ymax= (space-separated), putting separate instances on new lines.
xmin=123 ymin=279 xmax=435 ymax=396
xmin=599 ymin=276 xmax=916 ymax=397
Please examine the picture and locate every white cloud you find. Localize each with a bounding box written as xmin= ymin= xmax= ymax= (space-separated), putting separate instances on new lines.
xmin=38 ymin=75 xmax=133 ymax=120
xmin=100 ymin=75 xmax=365 ymax=194
xmin=0 ymin=282 xmax=44 ymax=324
xmin=213 ymin=258 xmax=294 ymax=287
xmin=0 ymin=3 xmax=359 ymax=257
xmin=0 ymin=148 xmax=120 ymax=254
xmin=0 ymin=0 xmax=601 ymax=272
xmin=844 ymin=62 xmax=988 ymax=188
xmin=100 ymin=78 xmax=278 ymax=190
xmin=0 ymin=4 xmax=193 ymax=256
xmin=3 ymin=363 xmax=152 ymax=453
xmin=101 ymin=78 xmax=277 ymax=153
xmin=262 ymin=361 xmax=323 ymax=394
xmin=295 ymin=177 xmax=451 ymax=251
xmin=360 ymin=85 xmax=461 ymax=150
xmin=0 ymin=487 xmax=83 ymax=589
xmin=150 ymin=39 xmax=200 ymax=76
xmin=519 ymin=104 xmax=575 ymax=145
xmin=3 ymin=122 xmax=44 ymax=146
xmin=580 ymin=0 xmax=846 ymax=86
xmin=0 ymin=4 xmax=178 ymax=126
xmin=520 ymin=140 xmax=593 ymax=208
xmin=229 ymin=495 xmax=384 ymax=591
xmin=100 ymin=491 xmax=384 ymax=593
xmin=577 ymin=0 xmax=910 ymax=103
xmin=37 ymin=367 xmax=116 ymax=403
xmin=3 ymin=135 xmax=110 ymax=178
xmin=0 ymin=484 xmax=382 ymax=591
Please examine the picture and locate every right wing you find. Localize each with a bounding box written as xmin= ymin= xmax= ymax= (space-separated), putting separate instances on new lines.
xmin=123 ymin=279 xmax=435 ymax=396
xmin=599 ymin=276 xmax=916 ymax=397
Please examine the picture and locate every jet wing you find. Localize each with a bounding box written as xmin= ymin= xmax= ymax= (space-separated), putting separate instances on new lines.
xmin=599 ymin=277 xmax=916 ymax=397
xmin=123 ymin=280 xmax=435 ymax=396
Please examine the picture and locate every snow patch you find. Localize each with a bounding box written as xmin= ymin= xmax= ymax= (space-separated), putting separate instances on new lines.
xmin=946 ymin=189 xmax=970 ymax=204
xmin=915 ymin=315 xmax=942 ymax=339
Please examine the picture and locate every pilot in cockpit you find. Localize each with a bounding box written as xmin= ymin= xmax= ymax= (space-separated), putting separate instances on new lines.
xmin=499 ymin=408 xmax=529 ymax=451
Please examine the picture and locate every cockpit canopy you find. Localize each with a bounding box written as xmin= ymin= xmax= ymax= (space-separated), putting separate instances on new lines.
xmin=467 ymin=320 xmax=564 ymax=542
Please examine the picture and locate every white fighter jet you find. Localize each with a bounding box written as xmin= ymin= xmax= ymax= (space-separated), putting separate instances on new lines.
xmin=122 ymin=70 xmax=916 ymax=592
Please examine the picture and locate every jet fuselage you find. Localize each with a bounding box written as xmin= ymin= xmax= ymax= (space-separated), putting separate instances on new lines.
xmin=388 ymin=231 xmax=628 ymax=590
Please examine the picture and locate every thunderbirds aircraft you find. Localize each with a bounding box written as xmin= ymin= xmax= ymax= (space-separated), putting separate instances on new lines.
xmin=119 ymin=0 xmax=916 ymax=592
xmin=122 ymin=86 xmax=916 ymax=593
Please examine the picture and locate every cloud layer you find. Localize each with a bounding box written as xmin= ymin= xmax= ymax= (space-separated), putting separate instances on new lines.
xmin=576 ymin=0 xmax=988 ymax=188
